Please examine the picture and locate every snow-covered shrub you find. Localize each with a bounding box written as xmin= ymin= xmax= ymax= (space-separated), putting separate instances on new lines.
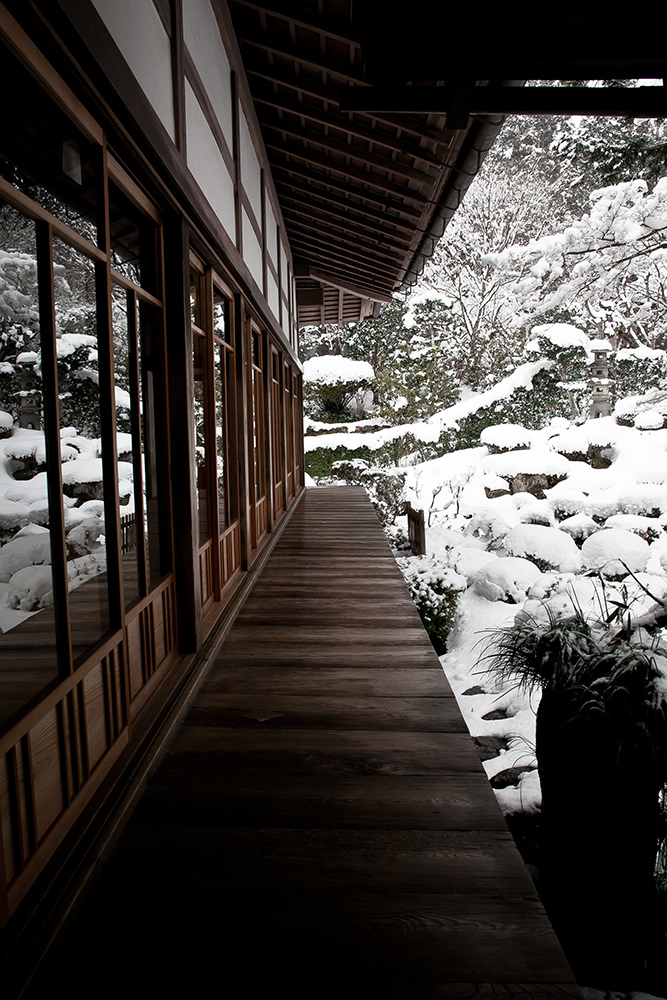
xmin=504 ymin=523 xmax=582 ymax=573
xmin=331 ymin=459 xmax=406 ymax=525
xmin=0 ymin=531 xmax=51 ymax=582
xmin=612 ymin=347 xmax=667 ymax=399
xmin=605 ymin=513 xmax=663 ymax=544
xmin=558 ymin=513 xmax=600 ymax=546
xmin=479 ymin=602 xmax=667 ymax=986
xmin=635 ymin=409 xmax=665 ymax=431
xmin=474 ymin=556 xmax=542 ymax=603
xmin=618 ymin=484 xmax=665 ymax=518
xmin=305 ymin=444 xmax=374 ymax=480
xmin=4 ymin=564 xmax=53 ymax=611
xmin=0 ymin=410 xmax=12 ymax=439
xmin=546 ymin=486 xmax=587 ymax=521
xmin=398 ymin=555 xmax=466 ymax=653
xmin=0 ymin=499 xmax=29 ymax=539
xmin=548 ymin=428 xmax=589 ymax=463
xmin=480 ymin=423 xmax=531 ymax=454
xmin=303 ymin=355 xmax=374 ymax=420
xmin=581 ymin=527 xmax=649 ymax=578
xmin=512 ymin=495 xmax=552 ymax=526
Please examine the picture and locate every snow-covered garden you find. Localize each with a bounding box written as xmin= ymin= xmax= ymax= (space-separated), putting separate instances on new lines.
xmin=304 ymin=330 xmax=667 ymax=815
xmin=303 ymin=313 xmax=667 ymax=991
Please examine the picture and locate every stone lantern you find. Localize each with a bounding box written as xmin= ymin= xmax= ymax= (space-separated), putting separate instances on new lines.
xmin=588 ymin=338 xmax=613 ymax=419
xmin=16 ymin=350 xmax=42 ymax=430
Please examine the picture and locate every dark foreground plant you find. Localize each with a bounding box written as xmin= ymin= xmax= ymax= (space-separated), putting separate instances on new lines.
xmin=481 ymin=605 xmax=667 ymax=989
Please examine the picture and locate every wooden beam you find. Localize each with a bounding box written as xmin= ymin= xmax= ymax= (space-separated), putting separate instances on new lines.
xmin=233 ymin=31 xmax=364 ymax=85
xmin=231 ymin=0 xmax=360 ymax=47
xmin=242 ymin=57 xmax=453 ymax=147
xmin=339 ymin=84 xmax=667 ymax=117
xmin=253 ymin=87 xmax=446 ymax=166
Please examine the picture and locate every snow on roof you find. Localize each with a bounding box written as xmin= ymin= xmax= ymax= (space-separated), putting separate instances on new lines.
xmin=588 ymin=338 xmax=612 ymax=352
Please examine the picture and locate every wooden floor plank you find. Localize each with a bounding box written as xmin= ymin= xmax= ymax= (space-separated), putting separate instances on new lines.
xmin=29 ymin=487 xmax=579 ymax=1000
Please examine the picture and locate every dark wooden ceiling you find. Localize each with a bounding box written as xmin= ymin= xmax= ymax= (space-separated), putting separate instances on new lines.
xmin=228 ymin=1 xmax=666 ymax=328
xmin=227 ymin=0 xmax=498 ymax=326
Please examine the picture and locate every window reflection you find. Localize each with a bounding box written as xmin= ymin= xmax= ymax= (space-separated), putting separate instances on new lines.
xmin=0 ymin=202 xmax=59 ymax=727
xmin=52 ymin=235 xmax=110 ymax=663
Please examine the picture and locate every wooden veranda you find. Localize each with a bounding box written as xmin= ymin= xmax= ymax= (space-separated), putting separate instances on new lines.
xmin=27 ymin=487 xmax=580 ymax=999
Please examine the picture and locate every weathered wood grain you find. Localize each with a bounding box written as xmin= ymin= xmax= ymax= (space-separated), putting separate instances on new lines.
xmin=28 ymin=487 xmax=580 ymax=999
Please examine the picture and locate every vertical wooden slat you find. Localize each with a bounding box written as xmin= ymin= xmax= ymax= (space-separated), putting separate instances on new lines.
xmin=127 ymin=290 xmax=149 ymax=596
xmin=96 ymin=140 xmax=124 ymax=632
xmin=101 ymin=655 xmax=114 ymax=750
xmin=232 ymin=71 xmax=242 ymax=255
xmin=203 ymin=269 xmax=222 ymax=600
xmin=35 ymin=220 xmax=72 ymax=675
xmin=261 ymin=169 xmax=267 ymax=298
xmin=237 ymin=304 xmax=251 ymax=564
xmin=20 ymin=736 xmax=37 ymax=857
xmin=165 ymin=214 xmax=201 ymax=651
xmin=55 ymin=701 xmax=72 ymax=810
xmin=0 ymin=777 xmax=9 ymax=922
xmin=7 ymin=747 xmax=24 ymax=876
xmin=171 ymin=0 xmax=186 ymax=155
xmin=264 ymin=333 xmax=274 ymax=532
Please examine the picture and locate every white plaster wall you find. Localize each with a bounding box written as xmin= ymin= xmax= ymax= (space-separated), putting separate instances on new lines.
xmin=92 ymin=0 xmax=175 ymax=139
xmin=267 ymin=271 xmax=280 ymax=321
xmin=183 ymin=0 xmax=233 ymax=151
xmin=186 ymin=81 xmax=236 ymax=243
xmin=266 ymin=199 xmax=278 ymax=271
xmin=239 ymin=111 xmax=262 ymax=226
xmin=280 ymin=244 xmax=289 ymax=297
xmin=242 ymin=208 xmax=263 ymax=289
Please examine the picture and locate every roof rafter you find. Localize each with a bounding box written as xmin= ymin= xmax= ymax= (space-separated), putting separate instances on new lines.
xmin=266 ymin=141 xmax=432 ymax=203
xmin=272 ymin=175 xmax=418 ymax=233
xmin=261 ymin=122 xmax=437 ymax=184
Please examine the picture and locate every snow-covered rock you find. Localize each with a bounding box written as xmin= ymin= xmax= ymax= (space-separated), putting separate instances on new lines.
xmin=581 ymin=527 xmax=649 ymax=577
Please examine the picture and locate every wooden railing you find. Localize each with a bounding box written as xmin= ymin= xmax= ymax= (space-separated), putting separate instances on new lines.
xmin=405 ymin=502 xmax=426 ymax=556
xmin=120 ymin=513 xmax=136 ymax=554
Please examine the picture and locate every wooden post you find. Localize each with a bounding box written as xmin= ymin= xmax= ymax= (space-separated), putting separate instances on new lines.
xmin=164 ymin=213 xmax=201 ymax=651
xmin=406 ymin=502 xmax=426 ymax=556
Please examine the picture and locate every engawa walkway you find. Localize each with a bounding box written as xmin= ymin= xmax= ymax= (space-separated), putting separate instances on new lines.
xmin=29 ymin=487 xmax=581 ymax=999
